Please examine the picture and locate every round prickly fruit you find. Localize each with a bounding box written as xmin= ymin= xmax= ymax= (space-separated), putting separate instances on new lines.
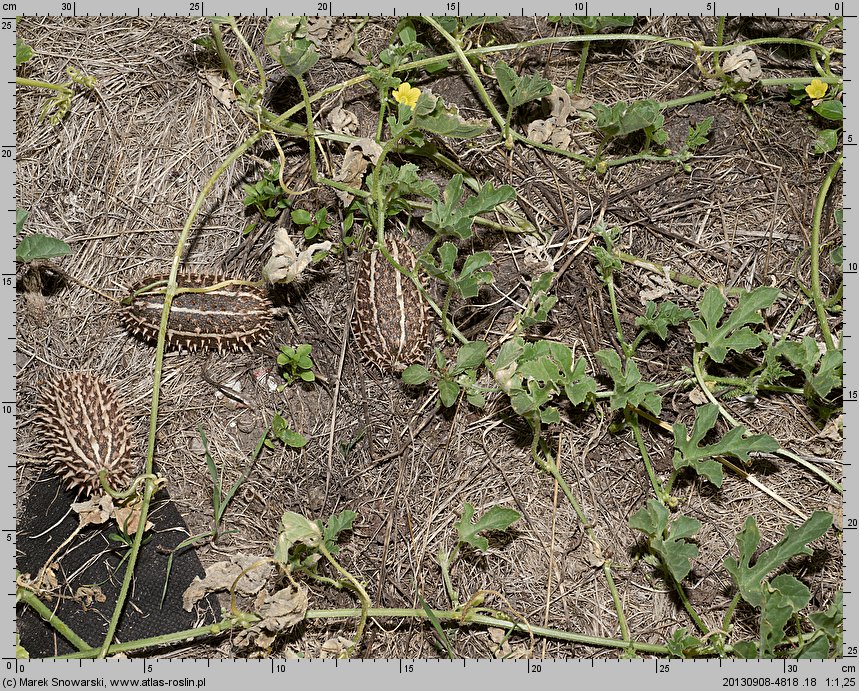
xmin=35 ymin=372 xmax=136 ymax=496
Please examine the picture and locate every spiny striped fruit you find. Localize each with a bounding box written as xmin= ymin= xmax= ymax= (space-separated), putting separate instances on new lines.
xmin=119 ymin=272 xmax=272 ymax=352
xmin=35 ymin=371 xmax=136 ymax=496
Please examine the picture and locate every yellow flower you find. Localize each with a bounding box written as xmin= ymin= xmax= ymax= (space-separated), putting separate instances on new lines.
xmin=392 ymin=82 xmax=421 ymax=109
xmin=805 ymin=79 xmax=828 ymax=100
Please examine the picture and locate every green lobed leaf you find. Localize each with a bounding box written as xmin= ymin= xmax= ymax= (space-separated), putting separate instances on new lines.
xmin=264 ymin=16 xmax=306 ymax=60
xmin=811 ymin=349 xmax=843 ymax=399
xmin=495 ymin=60 xmax=553 ymax=110
xmin=688 ymin=286 xmax=779 ymax=363
xmin=672 ymin=404 xmax=779 ymax=487
xmin=455 ymin=502 xmax=520 ymax=552
xmin=685 ymin=116 xmax=714 ymax=151
xmin=16 ymin=234 xmax=72 ymax=262
xmin=666 ymin=628 xmax=704 ymax=658
xmin=628 ymin=500 xmax=700 ymax=582
xmin=321 ymin=510 xmax=356 ymax=555
xmin=635 ymin=300 xmax=693 ymax=341
xmin=413 ymin=92 xmax=490 ymax=139
xmin=760 ymin=574 xmax=810 ymax=657
xmin=807 ymin=591 xmax=842 ymax=643
xmin=595 ymin=350 xmax=662 ymax=415
xmin=593 ymin=98 xmax=662 ymax=138
xmin=379 ymin=163 xmax=439 ymax=202
xmin=455 ymin=251 xmax=494 ymax=298
xmin=723 ymin=511 xmax=833 ymax=609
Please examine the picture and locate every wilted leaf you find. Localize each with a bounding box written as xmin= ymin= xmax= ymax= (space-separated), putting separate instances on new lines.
xmin=722 ymin=46 xmax=762 ymax=83
xmin=263 ymin=228 xmax=331 ymax=284
xmin=182 ymin=554 xmax=272 ymax=611
xmin=235 ymin=585 xmax=308 ymax=651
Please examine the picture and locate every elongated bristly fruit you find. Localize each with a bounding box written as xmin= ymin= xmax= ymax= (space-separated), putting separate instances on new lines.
xmin=35 ymin=371 xmax=136 ymax=496
xmin=119 ymin=272 xmax=272 ymax=352
xmin=352 ymin=237 xmax=431 ymax=372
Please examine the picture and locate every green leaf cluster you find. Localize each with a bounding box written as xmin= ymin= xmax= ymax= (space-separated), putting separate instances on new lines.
xmin=277 ymin=344 xmax=316 ymax=385
xmin=511 ymin=271 xmax=558 ymax=332
xmin=402 ymin=341 xmax=488 ymax=409
xmin=723 ymin=512 xmax=833 ymax=657
xmin=243 ymin=163 xmax=290 ymax=219
xmin=767 ymin=336 xmax=843 ymax=401
xmin=493 ymin=337 xmax=596 ymax=426
xmin=635 ymin=300 xmax=693 ymax=342
xmin=377 ymin=163 xmax=439 ymax=217
xmin=595 ymin=349 xmax=662 ymax=416
xmin=291 ymin=207 xmax=331 ymax=240
xmin=266 ymin=412 xmax=308 ymax=449
xmin=421 ymin=242 xmax=493 ymax=299
xmin=274 ymin=509 xmax=355 ymax=574
xmin=629 ymin=499 xmax=700 ymax=582
xmin=423 ymin=174 xmax=516 ymax=239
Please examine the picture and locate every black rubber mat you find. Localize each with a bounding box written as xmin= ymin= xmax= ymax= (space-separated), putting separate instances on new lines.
xmin=16 ymin=474 xmax=220 ymax=657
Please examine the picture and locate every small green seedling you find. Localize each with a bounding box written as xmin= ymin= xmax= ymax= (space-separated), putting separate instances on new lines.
xmin=265 ymin=412 xmax=307 ymax=449
xmin=277 ymin=343 xmax=316 ymax=386
xmin=243 ymin=163 xmax=290 ymax=220
xmin=291 ymin=207 xmax=331 ymax=240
